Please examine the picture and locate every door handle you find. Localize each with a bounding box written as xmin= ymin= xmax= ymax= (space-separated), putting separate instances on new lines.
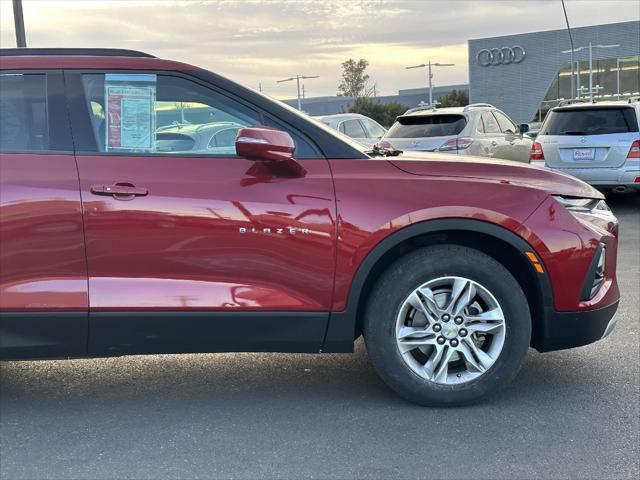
xmin=91 ymin=183 xmax=148 ymax=199
xmin=491 ymin=141 xmax=498 ymax=146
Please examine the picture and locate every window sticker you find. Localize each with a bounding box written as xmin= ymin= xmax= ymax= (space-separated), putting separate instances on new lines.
xmin=104 ymin=74 xmax=157 ymax=152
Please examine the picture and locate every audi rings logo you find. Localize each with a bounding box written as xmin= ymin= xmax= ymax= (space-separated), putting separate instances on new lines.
xmin=476 ymin=46 xmax=526 ymax=66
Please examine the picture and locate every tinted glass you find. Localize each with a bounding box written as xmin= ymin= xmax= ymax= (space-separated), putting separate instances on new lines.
xmin=493 ymin=111 xmax=517 ymax=133
xmin=0 ymin=73 xmax=49 ymax=152
xmin=362 ymin=118 xmax=386 ymax=139
xmin=481 ymin=112 xmax=501 ymax=134
xmin=81 ymin=73 xmax=260 ymax=154
xmin=386 ymin=114 xmax=466 ymax=138
xmin=342 ymin=119 xmax=367 ymax=138
xmin=540 ymin=107 xmax=639 ymax=136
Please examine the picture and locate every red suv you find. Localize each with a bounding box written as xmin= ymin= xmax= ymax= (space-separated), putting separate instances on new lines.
xmin=0 ymin=49 xmax=620 ymax=406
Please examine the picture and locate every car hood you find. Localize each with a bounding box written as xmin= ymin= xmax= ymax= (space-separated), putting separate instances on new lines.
xmin=387 ymin=151 xmax=603 ymax=199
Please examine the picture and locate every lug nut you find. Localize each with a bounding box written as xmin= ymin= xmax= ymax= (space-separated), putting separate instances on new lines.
xmin=450 ymin=339 xmax=459 ymax=347
xmin=433 ymin=324 xmax=442 ymax=332
xmin=442 ymin=314 xmax=450 ymax=322
xmin=454 ymin=316 xmax=463 ymax=325
xmin=459 ymin=328 xmax=468 ymax=337
xmin=437 ymin=336 xmax=445 ymax=345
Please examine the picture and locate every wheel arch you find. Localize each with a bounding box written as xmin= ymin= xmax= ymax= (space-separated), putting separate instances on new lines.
xmin=322 ymin=219 xmax=554 ymax=352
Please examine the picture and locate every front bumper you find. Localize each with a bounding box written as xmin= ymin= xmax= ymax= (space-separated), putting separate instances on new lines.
xmin=533 ymin=301 xmax=619 ymax=352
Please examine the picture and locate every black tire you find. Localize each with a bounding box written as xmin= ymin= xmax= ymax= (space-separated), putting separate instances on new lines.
xmin=363 ymin=244 xmax=531 ymax=407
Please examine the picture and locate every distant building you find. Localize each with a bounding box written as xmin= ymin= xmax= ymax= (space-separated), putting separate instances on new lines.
xmin=469 ymin=21 xmax=639 ymax=123
xmin=282 ymin=84 xmax=469 ymax=116
xmin=283 ymin=21 xmax=639 ymax=125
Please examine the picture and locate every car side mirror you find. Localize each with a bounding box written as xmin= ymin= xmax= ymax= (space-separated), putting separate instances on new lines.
xmin=372 ymin=140 xmax=402 ymax=157
xmin=517 ymin=123 xmax=530 ymax=134
xmin=236 ymin=126 xmax=295 ymax=162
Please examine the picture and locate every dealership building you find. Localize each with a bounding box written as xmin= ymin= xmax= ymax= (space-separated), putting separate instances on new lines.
xmin=469 ymin=21 xmax=639 ymax=124
xmin=286 ymin=21 xmax=639 ymax=125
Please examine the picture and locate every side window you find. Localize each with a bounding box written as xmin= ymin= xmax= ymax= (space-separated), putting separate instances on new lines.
xmin=494 ymin=111 xmax=517 ymax=134
xmin=0 ymin=73 xmax=49 ymax=152
xmin=481 ymin=111 xmax=501 ymax=134
xmin=362 ymin=118 xmax=386 ymax=139
xmin=80 ymin=73 xmax=260 ymax=155
xmin=342 ymin=119 xmax=367 ymax=138
xmin=262 ymin=116 xmax=321 ymax=158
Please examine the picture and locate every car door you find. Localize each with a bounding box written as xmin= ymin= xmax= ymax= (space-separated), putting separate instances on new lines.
xmin=0 ymin=70 xmax=88 ymax=359
xmin=493 ymin=110 xmax=531 ymax=162
xmin=65 ymin=70 xmax=336 ymax=355
xmin=478 ymin=111 xmax=503 ymax=158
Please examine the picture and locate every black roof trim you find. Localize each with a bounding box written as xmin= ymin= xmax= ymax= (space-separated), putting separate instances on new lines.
xmin=0 ymin=48 xmax=155 ymax=58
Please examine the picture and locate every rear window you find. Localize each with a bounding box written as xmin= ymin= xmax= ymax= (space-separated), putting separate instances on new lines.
xmin=386 ymin=114 xmax=466 ymax=138
xmin=540 ymin=107 xmax=639 ymax=136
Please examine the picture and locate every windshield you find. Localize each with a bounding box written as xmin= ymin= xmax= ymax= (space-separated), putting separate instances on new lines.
xmin=386 ymin=114 xmax=467 ymax=138
xmin=540 ymin=107 xmax=639 ymax=136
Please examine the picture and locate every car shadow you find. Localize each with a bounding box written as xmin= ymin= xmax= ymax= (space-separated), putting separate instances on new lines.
xmin=0 ymin=338 xmax=625 ymax=413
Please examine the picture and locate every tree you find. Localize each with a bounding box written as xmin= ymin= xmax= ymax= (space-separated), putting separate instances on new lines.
xmin=347 ymin=98 xmax=408 ymax=128
xmin=437 ymin=89 xmax=469 ymax=107
xmin=338 ymin=58 xmax=375 ymax=98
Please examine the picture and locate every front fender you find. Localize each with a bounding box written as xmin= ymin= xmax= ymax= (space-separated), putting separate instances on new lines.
xmin=323 ymin=217 xmax=554 ymax=352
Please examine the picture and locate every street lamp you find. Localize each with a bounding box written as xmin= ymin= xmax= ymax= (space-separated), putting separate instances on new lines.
xmin=12 ymin=0 xmax=27 ymax=47
xmin=405 ymin=61 xmax=455 ymax=107
xmin=562 ymin=42 xmax=620 ymax=101
xmin=277 ymin=75 xmax=320 ymax=111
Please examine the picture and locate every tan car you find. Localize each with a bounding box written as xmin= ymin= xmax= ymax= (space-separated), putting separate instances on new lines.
xmin=383 ymin=103 xmax=533 ymax=163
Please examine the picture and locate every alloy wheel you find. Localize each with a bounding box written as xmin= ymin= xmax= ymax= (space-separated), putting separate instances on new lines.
xmin=395 ymin=276 xmax=506 ymax=385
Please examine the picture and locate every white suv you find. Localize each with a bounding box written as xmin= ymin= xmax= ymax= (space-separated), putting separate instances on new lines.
xmin=382 ymin=104 xmax=533 ymax=163
xmin=532 ymin=99 xmax=640 ymax=193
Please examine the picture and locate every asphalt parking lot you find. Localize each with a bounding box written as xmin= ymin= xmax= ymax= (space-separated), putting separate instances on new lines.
xmin=0 ymin=194 xmax=638 ymax=480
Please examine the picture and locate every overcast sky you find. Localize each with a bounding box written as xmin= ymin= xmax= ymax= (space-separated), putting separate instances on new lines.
xmin=1 ymin=0 xmax=638 ymax=98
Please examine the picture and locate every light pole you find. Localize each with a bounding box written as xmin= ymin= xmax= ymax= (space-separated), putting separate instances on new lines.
xmin=277 ymin=75 xmax=320 ymax=111
xmin=12 ymin=0 xmax=27 ymax=47
xmin=406 ymin=62 xmax=455 ymax=107
xmin=562 ymin=43 xmax=619 ymax=101
xmin=561 ymin=0 xmax=575 ymax=99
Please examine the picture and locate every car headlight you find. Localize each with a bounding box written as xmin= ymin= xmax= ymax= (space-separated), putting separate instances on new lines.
xmin=553 ymin=196 xmax=616 ymax=221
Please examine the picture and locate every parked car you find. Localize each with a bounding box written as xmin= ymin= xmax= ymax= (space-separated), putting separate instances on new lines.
xmin=0 ymin=48 xmax=619 ymax=406
xmin=314 ymin=113 xmax=386 ymax=147
xmin=383 ymin=104 xmax=533 ymax=163
xmin=156 ymin=121 xmax=243 ymax=154
xmin=531 ymin=100 xmax=640 ymax=193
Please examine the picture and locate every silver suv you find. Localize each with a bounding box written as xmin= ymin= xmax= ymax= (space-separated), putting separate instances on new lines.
xmin=382 ymin=103 xmax=532 ymax=163
xmin=533 ymin=100 xmax=640 ymax=193
xmin=314 ymin=113 xmax=387 ymax=147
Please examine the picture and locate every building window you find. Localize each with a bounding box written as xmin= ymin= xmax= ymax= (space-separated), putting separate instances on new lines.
xmin=534 ymin=55 xmax=639 ymax=122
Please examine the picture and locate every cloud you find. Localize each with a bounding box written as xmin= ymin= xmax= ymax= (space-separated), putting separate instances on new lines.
xmin=1 ymin=0 xmax=637 ymax=98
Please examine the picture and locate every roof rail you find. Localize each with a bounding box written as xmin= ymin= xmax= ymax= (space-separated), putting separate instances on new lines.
xmin=557 ymin=98 xmax=590 ymax=107
xmin=0 ymin=48 xmax=155 ymax=58
xmin=462 ymin=103 xmax=494 ymax=111
xmin=404 ymin=105 xmax=437 ymax=114
xmin=628 ymin=96 xmax=640 ymax=103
